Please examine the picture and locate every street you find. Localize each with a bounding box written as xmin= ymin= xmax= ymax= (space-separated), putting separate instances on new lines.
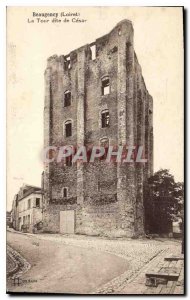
xmin=7 ymin=230 xmax=182 ymax=294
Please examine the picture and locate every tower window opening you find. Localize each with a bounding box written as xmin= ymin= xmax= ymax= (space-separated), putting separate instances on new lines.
xmin=101 ymin=77 xmax=110 ymax=95
xmin=62 ymin=187 xmax=68 ymax=198
xmin=101 ymin=110 xmax=110 ymax=128
xmin=67 ymin=59 xmax=71 ymax=69
xmin=149 ymin=109 xmax=152 ymax=115
xmin=90 ymin=44 xmax=96 ymax=60
xmin=65 ymin=56 xmax=71 ymax=70
xmin=65 ymin=155 xmax=72 ymax=167
xmin=64 ymin=90 xmax=71 ymax=107
xmin=65 ymin=121 xmax=72 ymax=137
xmin=100 ymin=137 xmax=109 ymax=159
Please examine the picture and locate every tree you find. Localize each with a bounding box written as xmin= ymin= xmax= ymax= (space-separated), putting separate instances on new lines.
xmin=144 ymin=169 xmax=184 ymax=234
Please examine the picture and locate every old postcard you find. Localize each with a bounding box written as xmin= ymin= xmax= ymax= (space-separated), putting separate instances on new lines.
xmin=6 ymin=6 xmax=184 ymax=294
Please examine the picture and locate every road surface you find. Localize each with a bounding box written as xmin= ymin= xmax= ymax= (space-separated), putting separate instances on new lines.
xmin=7 ymin=231 xmax=130 ymax=294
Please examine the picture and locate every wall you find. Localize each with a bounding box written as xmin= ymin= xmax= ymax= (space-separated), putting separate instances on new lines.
xmin=43 ymin=204 xmax=77 ymax=233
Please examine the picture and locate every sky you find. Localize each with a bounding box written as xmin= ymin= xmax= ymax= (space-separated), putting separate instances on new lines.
xmin=7 ymin=6 xmax=184 ymax=210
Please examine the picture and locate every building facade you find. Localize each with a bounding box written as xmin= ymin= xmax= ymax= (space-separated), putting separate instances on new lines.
xmin=43 ymin=19 xmax=153 ymax=237
xmin=6 ymin=211 xmax=12 ymax=227
xmin=11 ymin=194 xmax=19 ymax=230
xmin=12 ymin=185 xmax=43 ymax=233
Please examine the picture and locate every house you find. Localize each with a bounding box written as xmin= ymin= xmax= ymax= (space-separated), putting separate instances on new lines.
xmin=12 ymin=184 xmax=43 ymax=233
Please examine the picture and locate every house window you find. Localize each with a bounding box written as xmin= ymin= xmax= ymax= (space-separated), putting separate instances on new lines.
xmin=28 ymin=199 xmax=31 ymax=209
xmin=64 ymin=91 xmax=71 ymax=107
xmin=23 ymin=216 xmax=26 ymax=225
xmin=27 ymin=215 xmax=30 ymax=224
xmin=62 ymin=187 xmax=68 ymax=198
xmin=101 ymin=110 xmax=110 ymax=128
xmin=65 ymin=120 xmax=72 ymax=137
xmin=101 ymin=77 xmax=110 ymax=95
xmin=36 ymin=198 xmax=40 ymax=208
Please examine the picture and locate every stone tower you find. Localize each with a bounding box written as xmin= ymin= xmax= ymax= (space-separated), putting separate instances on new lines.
xmin=43 ymin=19 xmax=153 ymax=237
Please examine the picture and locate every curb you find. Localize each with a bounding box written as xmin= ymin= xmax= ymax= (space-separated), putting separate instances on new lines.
xmin=7 ymin=245 xmax=31 ymax=279
xmin=7 ymin=251 xmax=20 ymax=278
xmin=92 ymin=249 xmax=165 ymax=294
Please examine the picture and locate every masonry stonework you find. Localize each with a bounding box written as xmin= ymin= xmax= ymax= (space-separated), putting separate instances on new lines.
xmin=43 ymin=19 xmax=153 ymax=237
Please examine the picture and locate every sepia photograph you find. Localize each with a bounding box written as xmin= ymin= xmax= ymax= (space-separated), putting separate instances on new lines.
xmin=6 ymin=6 xmax=184 ymax=295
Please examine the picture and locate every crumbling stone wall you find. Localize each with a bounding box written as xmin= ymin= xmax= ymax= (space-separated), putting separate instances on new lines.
xmin=43 ymin=19 xmax=153 ymax=237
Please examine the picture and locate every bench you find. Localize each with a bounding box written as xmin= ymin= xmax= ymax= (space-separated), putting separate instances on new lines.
xmin=164 ymin=255 xmax=184 ymax=261
xmin=145 ymin=272 xmax=179 ymax=287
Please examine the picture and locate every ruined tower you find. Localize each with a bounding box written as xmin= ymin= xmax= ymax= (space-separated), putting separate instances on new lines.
xmin=43 ymin=19 xmax=153 ymax=237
